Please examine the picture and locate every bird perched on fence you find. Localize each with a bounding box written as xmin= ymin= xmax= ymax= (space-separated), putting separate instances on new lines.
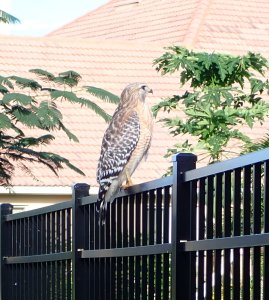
xmin=96 ymin=82 xmax=153 ymax=224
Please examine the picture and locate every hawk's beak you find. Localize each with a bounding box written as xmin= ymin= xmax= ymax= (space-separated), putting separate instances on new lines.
xmin=149 ymin=88 xmax=153 ymax=94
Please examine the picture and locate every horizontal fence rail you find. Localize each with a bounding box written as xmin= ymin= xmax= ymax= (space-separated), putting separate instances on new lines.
xmin=182 ymin=233 xmax=269 ymax=251
xmin=1 ymin=148 xmax=269 ymax=299
xmin=181 ymin=149 xmax=269 ymax=300
xmin=76 ymin=178 xmax=173 ymax=300
xmin=1 ymin=200 xmax=73 ymax=300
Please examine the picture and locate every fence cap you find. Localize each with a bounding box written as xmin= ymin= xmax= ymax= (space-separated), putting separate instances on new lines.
xmin=72 ymin=183 xmax=90 ymax=200
xmin=172 ymin=153 xmax=197 ymax=162
xmin=0 ymin=203 xmax=13 ymax=216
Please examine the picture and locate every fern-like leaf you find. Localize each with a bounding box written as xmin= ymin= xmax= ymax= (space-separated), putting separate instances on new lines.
xmin=50 ymin=90 xmax=79 ymax=102
xmin=0 ymin=84 xmax=9 ymax=94
xmin=11 ymin=106 xmax=40 ymax=127
xmin=53 ymin=77 xmax=78 ymax=87
xmin=9 ymin=76 xmax=42 ymax=91
xmin=59 ymin=70 xmax=81 ymax=81
xmin=0 ymin=113 xmax=12 ymax=130
xmin=79 ymin=97 xmax=112 ymax=123
xmin=53 ymin=70 xmax=81 ymax=87
xmin=0 ymin=76 xmax=14 ymax=89
xmin=64 ymin=160 xmax=85 ymax=176
xmin=59 ymin=122 xmax=79 ymax=142
xmin=2 ymin=93 xmax=34 ymax=106
xmin=0 ymin=10 xmax=20 ymax=24
xmin=0 ymin=156 xmax=13 ymax=186
xmin=37 ymin=134 xmax=55 ymax=145
xmin=37 ymin=152 xmax=85 ymax=176
xmin=51 ymin=90 xmax=112 ymax=122
xmin=10 ymin=124 xmax=24 ymax=136
xmin=29 ymin=69 xmax=55 ymax=82
xmin=84 ymin=86 xmax=120 ymax=104
xmin=12 ymin=135 xmax=55 ymax=148
xmin=242 ymin=133 xmax=269 ymax=153
xmin=17 ymin=162 xmax=39 ymax=182
xmin=36 ymin=101 xmax=62 ymax=129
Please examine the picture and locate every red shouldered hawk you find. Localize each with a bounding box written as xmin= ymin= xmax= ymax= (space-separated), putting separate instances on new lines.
xmin=96 ymin=82 xmax=153 ymax=224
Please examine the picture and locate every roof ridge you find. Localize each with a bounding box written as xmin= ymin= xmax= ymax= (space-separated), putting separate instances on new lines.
xmin=182 ymin=0 xmax=212 ymax=48
xmin=113 ymin=0 xmax=140 ymax=7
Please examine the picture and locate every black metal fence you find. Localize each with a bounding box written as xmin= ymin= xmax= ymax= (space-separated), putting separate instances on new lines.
xmin=1 ymin=149 xmax=269 ymax=299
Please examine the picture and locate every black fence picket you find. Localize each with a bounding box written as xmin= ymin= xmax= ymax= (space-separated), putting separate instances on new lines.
xmin=1 ymin=148 xmax=269 ymax=299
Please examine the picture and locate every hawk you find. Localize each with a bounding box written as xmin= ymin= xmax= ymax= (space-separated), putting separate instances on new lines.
xmin=96 ymin=82 xmax=153 ymax=224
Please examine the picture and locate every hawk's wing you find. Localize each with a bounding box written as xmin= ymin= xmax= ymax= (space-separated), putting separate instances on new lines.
xmin=97 ymin=110 xmax=140 ymax=183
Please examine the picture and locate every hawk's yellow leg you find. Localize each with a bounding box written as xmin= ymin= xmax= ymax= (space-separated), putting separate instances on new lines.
xmin=122 ymin=171 xmax=134 ymax=189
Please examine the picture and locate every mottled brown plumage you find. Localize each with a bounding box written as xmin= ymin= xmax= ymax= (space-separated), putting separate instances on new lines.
xmin=96 ymin=82 xmax=153 ymax=224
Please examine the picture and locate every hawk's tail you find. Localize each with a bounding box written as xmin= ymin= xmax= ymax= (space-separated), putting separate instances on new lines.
xmin=96 ymin=199 xmax=107 ymax=225
xmin=96 ymin=184 xmax=108 ymax=225
xmin=96 ymin=179 xmax=119 ymax=225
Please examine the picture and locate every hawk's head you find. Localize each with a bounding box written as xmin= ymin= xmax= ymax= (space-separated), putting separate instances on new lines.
xmin=121 ymin=82 xmax=153 ymax=104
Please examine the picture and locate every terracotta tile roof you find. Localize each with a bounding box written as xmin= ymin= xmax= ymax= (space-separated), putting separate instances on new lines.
xmin=47 ymin=0 xmax=199 ymax=44
xmin=194 ymin=0 xmax=269 ymax=55
xmin=0 ymin=35 xmax=180 ymax=188
xmin=48 ymin=0 xmax=269 ymax=57
xmin=2 ymin=0 xmax=269 ymax=189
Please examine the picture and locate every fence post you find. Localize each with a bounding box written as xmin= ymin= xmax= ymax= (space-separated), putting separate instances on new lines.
xmin=0 ymin=203 xmax=13 ymax=300
xmin=71 ymin=183 xmax=90 ymax=300
xmin=171 ymin=153 xmax=197 ymax=300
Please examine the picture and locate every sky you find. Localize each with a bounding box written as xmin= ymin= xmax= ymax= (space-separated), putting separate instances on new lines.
xmin=0 ymin=0 xmax=109 ymax=36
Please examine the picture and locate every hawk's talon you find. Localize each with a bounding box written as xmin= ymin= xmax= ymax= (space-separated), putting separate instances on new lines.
xmin=121 ymin=179 xmax=134 ymax=189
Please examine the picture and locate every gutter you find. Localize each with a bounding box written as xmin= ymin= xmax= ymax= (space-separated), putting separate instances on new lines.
xmin=0 ymin=186 xmax=99 ymax=195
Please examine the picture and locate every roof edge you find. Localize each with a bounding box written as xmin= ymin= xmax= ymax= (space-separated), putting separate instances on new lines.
xmin=0 ymin=186 xmax=99 ymax=195
xmin=0 ymin=186 xmax=72 ymax=195
xmin=46 ymin=0 xmax=111 ymax=37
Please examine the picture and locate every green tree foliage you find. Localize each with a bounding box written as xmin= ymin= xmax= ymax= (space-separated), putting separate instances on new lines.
xmin=0 ymin=10 xmax=20 ymax=24
xmin=153 ymin=46 xmax=269 ymax=163
xmin=0 ymin=69 xmax=119 ymax=186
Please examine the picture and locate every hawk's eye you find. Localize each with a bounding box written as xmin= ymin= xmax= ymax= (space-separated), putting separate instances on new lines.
xmin=141 ymin=85 xmax=147 ymax=90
